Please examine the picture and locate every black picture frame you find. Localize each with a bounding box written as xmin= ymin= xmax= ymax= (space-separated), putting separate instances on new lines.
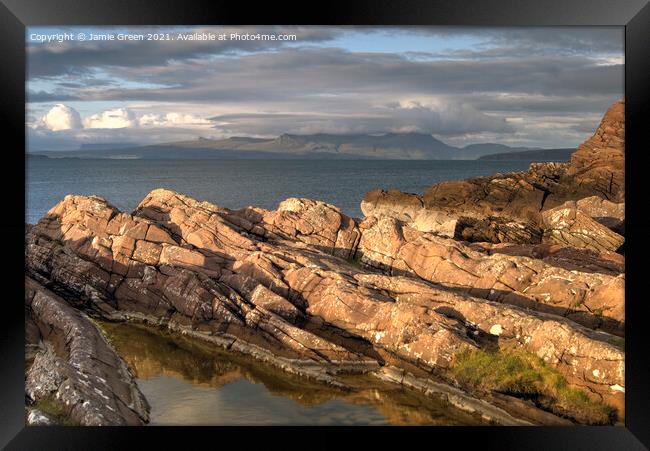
xmin=2 ymin=0 xmax=649 ymax=449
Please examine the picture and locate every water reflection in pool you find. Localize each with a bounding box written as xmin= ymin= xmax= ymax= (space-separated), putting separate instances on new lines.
xmin=99 ymin=321 xmax=486 ymax=426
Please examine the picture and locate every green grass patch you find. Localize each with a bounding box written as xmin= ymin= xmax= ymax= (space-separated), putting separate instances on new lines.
xmin=448 ymin=348 xmax=616 ymax=425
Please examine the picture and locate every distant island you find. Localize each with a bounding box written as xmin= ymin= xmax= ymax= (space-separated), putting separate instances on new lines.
xmin=25 ymin=153 xmax=50 ymax=159
xmin=478 ymin=147 xmax=574 ymax=162
xmin=28 ymin=132 xmax=574 ymax=161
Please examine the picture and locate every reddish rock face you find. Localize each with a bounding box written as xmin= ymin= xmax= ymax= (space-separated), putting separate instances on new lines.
xmin=467 ymin=242 xmax=625 ymax=277
xmin=361 ymin=100 xmax=625 ymax=248
xmin=355 ymin=100 xmax=626 ymax=418
xmin=26 ymin=188 xmax=624 ymax=420
xmin=262 ymin=197 xmax=362 ymax=259
xmin=358 ymin=216 xmax=624 ymax=337
xmin=575 ymin=196 xmax=625 ymax=232
xmin=567 ymin=100 xmax=625 ymax=202
xmin=26 ymin=190 xmax=477 ymax=377
xmin=541 ymin=200 xmax=624 ymax=253
xmin=353 ymin=273 xmax=624 ymax=414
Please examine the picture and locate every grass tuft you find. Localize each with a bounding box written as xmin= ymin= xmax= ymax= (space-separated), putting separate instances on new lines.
xmin=448 ymin=348 xmax=616 ymax=425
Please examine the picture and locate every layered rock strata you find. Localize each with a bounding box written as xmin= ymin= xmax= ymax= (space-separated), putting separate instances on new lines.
xmin=25 ymin=276 xmax=150 ymax=425
xmin=541 ymin=200 xmax=624 ymax=252
xmin=358 ymin=216 xmax=624 ymax=336
xmin=25 ymin=188 xmax=625 ymax=421
xmin=566 ymin=101 xmax=625 ymax=202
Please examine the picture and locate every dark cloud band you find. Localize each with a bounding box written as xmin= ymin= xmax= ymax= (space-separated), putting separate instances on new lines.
xmin=26 ymin=26 xmax=624 ymax=150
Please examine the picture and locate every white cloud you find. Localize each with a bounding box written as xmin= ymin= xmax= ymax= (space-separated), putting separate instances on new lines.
xmin=83 ymin=107 xmax=138 ymax=129
xmin=381 ymin=100 xmax=514 ymax=135
xmin=41 ymin=104 xmax=82 ymax=131
xmin=29 ymin=103 xmax=219 ymax=150
xmin=138 ymin=112 xmax=212 ymax=127
xmin=73 ymin=106 xmax=214 ymax=129
xmin=593 ymin=56 xmax=624 ymax=66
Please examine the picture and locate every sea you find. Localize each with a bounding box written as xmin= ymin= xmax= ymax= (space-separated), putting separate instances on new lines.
xmin=26 ymin=158 xmax=532 ymax=224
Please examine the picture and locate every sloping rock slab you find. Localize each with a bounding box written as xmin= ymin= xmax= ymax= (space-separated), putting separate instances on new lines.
xmin=25 ymin=276 xmax=150 ymax=426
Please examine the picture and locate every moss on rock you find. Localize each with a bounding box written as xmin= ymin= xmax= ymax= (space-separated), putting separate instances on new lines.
xmin=448 ymin=348 xmax=616 ymax=425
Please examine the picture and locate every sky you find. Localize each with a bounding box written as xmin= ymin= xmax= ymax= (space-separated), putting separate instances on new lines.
xmin=26 ymin=26 xmax=624 ymax=151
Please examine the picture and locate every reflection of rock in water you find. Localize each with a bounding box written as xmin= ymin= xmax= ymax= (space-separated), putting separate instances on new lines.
xmin=100 ymin=321 xmax=241 ymax=387
xmin=100 ymin=320 xmax=485 ymax=425
xmin=342 ymin=386 xmax=444 ymax=425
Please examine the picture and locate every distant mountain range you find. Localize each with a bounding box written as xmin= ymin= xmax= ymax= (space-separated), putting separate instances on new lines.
xmin=29 ymin=133 xmax=572 ymax=161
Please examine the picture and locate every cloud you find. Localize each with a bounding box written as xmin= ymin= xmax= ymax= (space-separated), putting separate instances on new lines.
xmin=83 ymin=107 xmax=138 ymax=129
xmin=139 ymin=112 xmax=212 ymax=127
xmin=27 ymin=26 xmax=341 ymax=78
xmin=26 ymin=27 xmax=624 ymax=149
xmin=28 ymin=91 xmax=80 ymax=102
xmin=403 ymin=26 xmax=624 ymax=56
xmin=208 ymin=100 xmax=513 ymax=137
xmin=40 ymin=104 xmax=82 ymax=131
xmin=83 ymin=108 xmax=214 ymax=129
xmin=386 ymin=101 xmax=514 ymax=135
xmin=34 ymin=104 xmax=215 ymax=133
xmin=31 ymin=48 xmax=622 ymax=107
xmin=27 ymin=26 xmax=623 ymax=80
xmin=481 ymin=27 xmax=624 ymax=56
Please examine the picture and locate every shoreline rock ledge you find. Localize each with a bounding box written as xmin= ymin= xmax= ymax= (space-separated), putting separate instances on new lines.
xmin=25 ymin=276 xmax=150 ymax=425
xmin=24 ymin=100 xmax=625 ymax=426
xmin=361 ymin=100 xmax=625 ymax=251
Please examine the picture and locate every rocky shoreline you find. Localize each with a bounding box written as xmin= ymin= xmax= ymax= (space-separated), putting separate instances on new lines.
xmin=25 ymin=277 xmax=150 ymax=425
xmin=24 ymin=100 xmax=625 ymax=426
xmin=362 ymin=101 xmax=624 ymax=249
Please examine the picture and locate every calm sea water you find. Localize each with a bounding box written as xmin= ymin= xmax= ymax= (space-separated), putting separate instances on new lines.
xmin=26 ymin=158 xmax=532 ymax=224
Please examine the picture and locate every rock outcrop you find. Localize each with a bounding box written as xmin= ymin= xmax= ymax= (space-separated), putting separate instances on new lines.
xmin=541 ymin=200 xmax=624 ymax=253
xmin=357 ymin=216 xmax=624 ymax=336
xmin=361 ymin=101 xmax=625 ymax=249
xmin=467 ymin=242 xmax=624 ymax=277
xmin=25 ymin=277 xmax=150 ymax=425
xmin=25 ymin=188 xmax=625 ymax=422
xmin=566 ymin=101 xmax=625 ymax=202
xmin=575 ymin=196 xmax=625 ymax=234
xmin=26 ymin=191 xmax=476 ymax=379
